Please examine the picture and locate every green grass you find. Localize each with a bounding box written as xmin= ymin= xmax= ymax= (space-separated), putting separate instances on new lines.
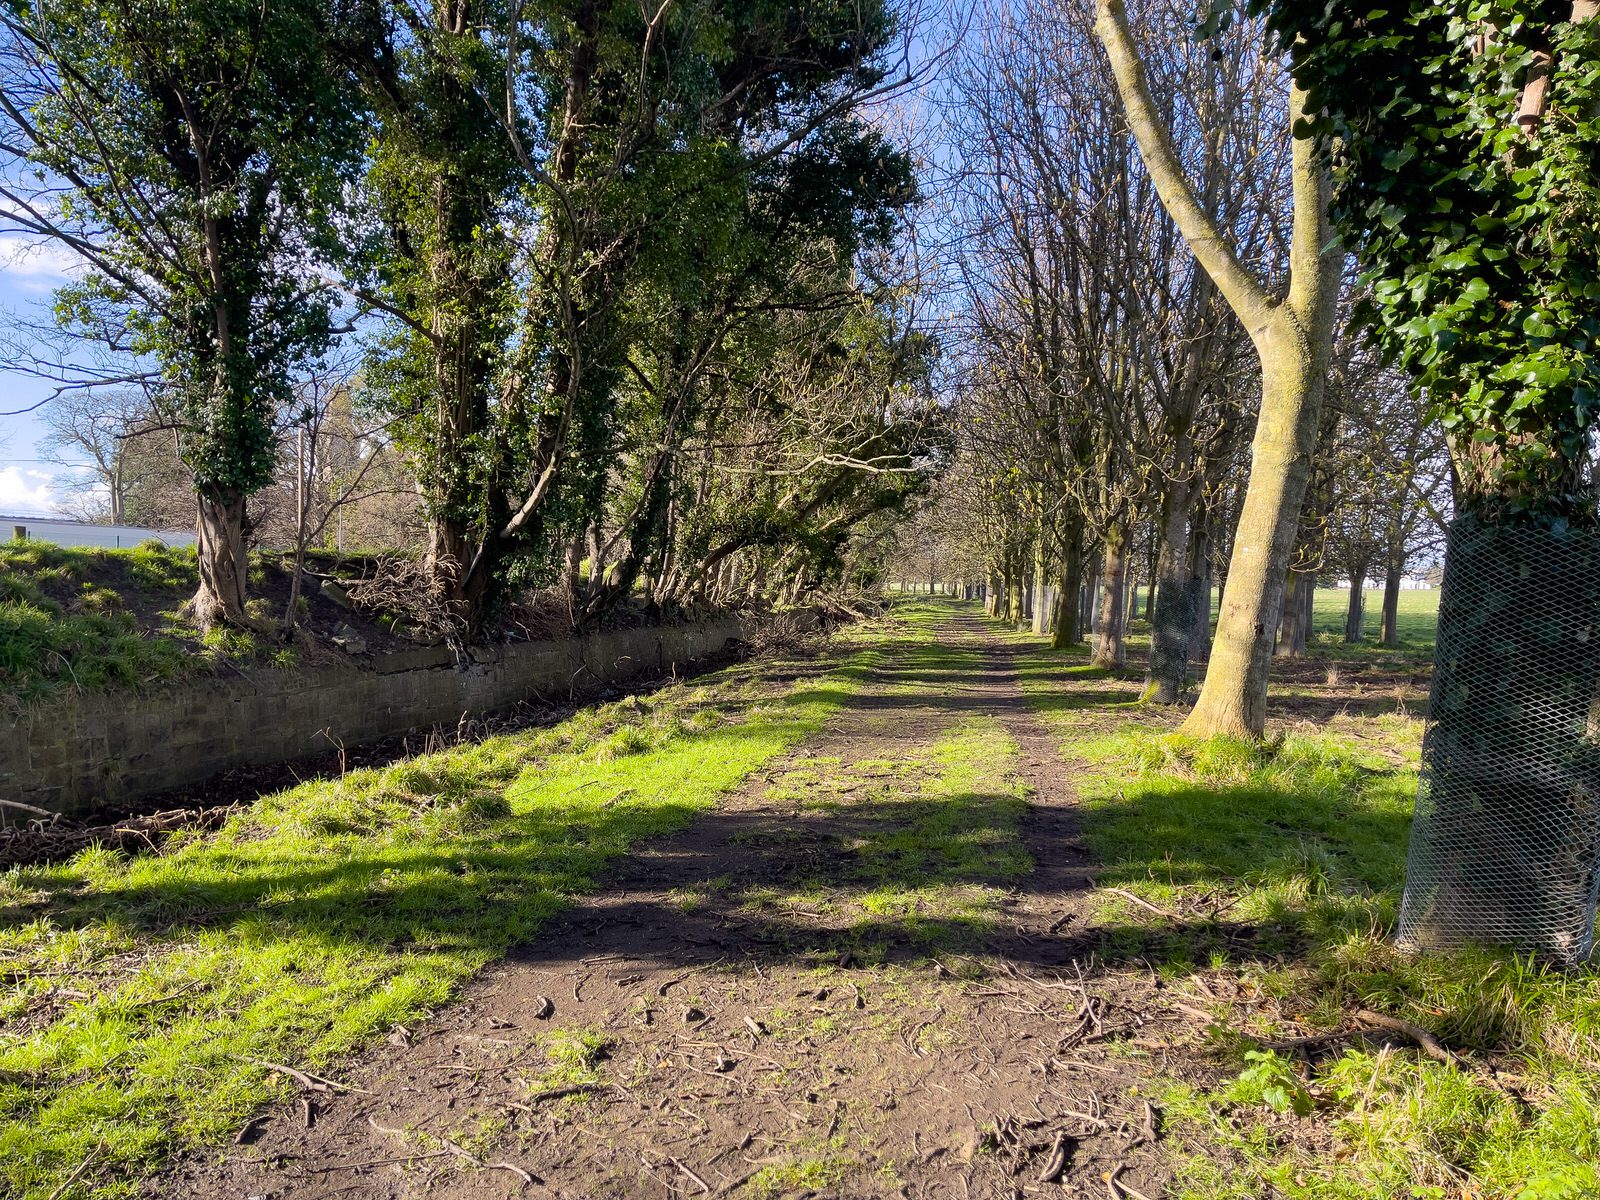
xmin=1310 ymin=585 xmax=1439 ymax=648
xmin=0 ymin=645 xmax=877 ymax=1199
xmin=1004 ymin=617 xmax=1600 ymax=1200
xmin=0 ymin=542 xmax=196 ymax=708
xmin=1123 ymin=584 xmax=1441 ymax=651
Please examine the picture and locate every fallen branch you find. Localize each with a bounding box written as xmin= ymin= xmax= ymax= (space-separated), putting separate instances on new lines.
xmin=1101 ymin=888 xmax=1178 ymax=921
xmin=1355 ymin=1008 xmax=1456 ymax=1066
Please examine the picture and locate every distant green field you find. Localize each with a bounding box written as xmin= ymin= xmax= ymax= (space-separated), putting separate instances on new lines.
xmin=1124 ymin=585 xmax=1440 ymax=650
xmin=1309 ymin=586 xmax=1438 ymax=647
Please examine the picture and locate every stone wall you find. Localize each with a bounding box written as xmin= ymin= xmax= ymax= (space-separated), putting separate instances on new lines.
xmin=2 ymin=617 xmax=750 ymax=816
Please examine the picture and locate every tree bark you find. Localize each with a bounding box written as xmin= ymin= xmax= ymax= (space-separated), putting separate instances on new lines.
xmin=1380 ymin=540 xmax=1405 ymax=647
xmin=1276 ymin=568 xmax=1310 ymax=658
xmin=1052 ymin=519 xmax=1085 ymax=648
xmin=1092 ymin=524 xmax=1129 ymax=668
xmin=1097 ymin=1 xmax=1341 ymax=737
xmin=1186 ymin=499 xmax=1213 ymax=663
xmin=1031 ymin=529 xmax=1050 ymax=636
xmin=1144 ymin=479 xmax=1193 ymax=702
xmin=1344 ymin=565 xmax=1368 ymax=643
xmin=192 ymin=487 xmax=250 ymax=631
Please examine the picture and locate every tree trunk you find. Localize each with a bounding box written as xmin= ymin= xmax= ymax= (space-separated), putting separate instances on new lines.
xmin=1381 ymin=530 xmax=1405 ymax=647
xmin=1097 ymin=4 xmax=1340 ymax=737
xmin=1276 ymin=569 xmax=1310 ymax=658
xmin=1187 ymin=499 xmax=1213 ymax=663
xmin=191 ymin=487 xmax=250 ymax=631
xmin=1344 ymin=566 xmax=1368 ymax=643
xmin=1144 ymin=480 xmax=1193 ymax=702
xmin=1031 ymin=532 xmax=1050 ymax=636
xmin=1143 ymin=527 xmax=1158 ymax=619
xmin=1184 ymin=351 xmax=1334 ymax=737
xmin=427 ymin=518 xmax=495 ymax=637
xmin=1052 ymin=520 xmax=1085 ymax=648
xmin=1092 ymin=525 xmax=1128 ymax=668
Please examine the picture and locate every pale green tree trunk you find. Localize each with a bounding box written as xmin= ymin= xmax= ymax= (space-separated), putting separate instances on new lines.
xmin=1098 ymin=0 xmax=1341 ymax=737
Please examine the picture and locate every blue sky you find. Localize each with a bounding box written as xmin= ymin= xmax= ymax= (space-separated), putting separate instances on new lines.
xmin=0 ymin=235 xmax=89 ymax=515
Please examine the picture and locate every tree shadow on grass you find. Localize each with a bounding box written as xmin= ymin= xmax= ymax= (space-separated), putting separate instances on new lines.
xmin=1 ymin=722 xmax=1415 ymax=993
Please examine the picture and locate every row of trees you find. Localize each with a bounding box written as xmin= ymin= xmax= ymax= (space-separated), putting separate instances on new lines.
xmin=903 ymin=0 xmax=1449 ymax=734
xmin=892 ymin=0 xmax=1599 ymax=953
xmin=0 ymin=0 xmax=939 ymax=635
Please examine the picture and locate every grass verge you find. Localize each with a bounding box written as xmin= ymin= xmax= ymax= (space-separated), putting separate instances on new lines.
xmin=0 ymin=644 xmax=874 ymax=1199
xmin=1009 ymin=616 xmax=1600 ymax=1200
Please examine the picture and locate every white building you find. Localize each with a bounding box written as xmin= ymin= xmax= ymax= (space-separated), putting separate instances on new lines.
xmin=3 ymin=513 xmax=196 ymax=550
xmin=1333 ymin=576 xmax=1435 ymax=590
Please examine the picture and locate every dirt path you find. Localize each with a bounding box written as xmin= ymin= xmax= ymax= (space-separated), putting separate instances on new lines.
xmin=162 ymin=609 xmax=1206 ymax=1200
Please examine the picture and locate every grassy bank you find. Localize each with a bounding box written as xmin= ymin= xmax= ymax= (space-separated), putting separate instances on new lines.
xmin=0 ymin=541 xmax=200 ymax=709
xmin=1011 ymin=626 xmax=1600 ymax=1200
xmin=0 ymin=638 xmax=876 ymax=1199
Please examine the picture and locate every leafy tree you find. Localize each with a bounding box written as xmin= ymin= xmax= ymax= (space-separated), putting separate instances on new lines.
xmin=0 ymin=0 xmax=363 ymax=627
xmin=348 ymin=0 xmax=916 ymax=633
xmin=1213 ymin=1 xmax=1600 ymax=521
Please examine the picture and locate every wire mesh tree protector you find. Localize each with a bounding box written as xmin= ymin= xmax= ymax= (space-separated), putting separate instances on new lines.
xmin=1397 ymin=517 xmax=1600 ymax=965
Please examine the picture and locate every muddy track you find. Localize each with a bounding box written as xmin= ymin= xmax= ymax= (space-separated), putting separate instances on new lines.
xmin=160 ymin=611 xmax=1213 ymax=1200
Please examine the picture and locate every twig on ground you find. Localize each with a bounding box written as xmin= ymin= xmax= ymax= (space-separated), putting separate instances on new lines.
xmin=305 ymin=1151 xmax=454 ymax=1173
xmin=673 ymin=1157 xmax=712 ymax=1195
xmin=525 ymin=1081 xmax=607 ymax=1103
xmin=1105 ymin=1163 xmax=1156 ymax=1200
xmin=46 ymin=1144 xmax=101 ymax=1200
xmin=1036 ymin=1132 xmax=1069 ymax=1183
xmin=245 ymin=1056 xmax=370 ymax=1094
xmin=1103 ymin=888 xmax=1179 ymax=920
xmin=1356 ymin=1008 xmax=1456 ymax=1065
xmin=488 ymin=1160 xmax=534 ymax=1183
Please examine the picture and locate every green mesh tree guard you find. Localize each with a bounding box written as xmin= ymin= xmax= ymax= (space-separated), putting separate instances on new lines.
xmin=1397 ymin=518 xmax=1600 ymax=965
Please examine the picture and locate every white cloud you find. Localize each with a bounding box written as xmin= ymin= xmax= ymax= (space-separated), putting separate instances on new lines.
xmin=0 ymin=236 xmax=86 ymax=294
xmin=0 ymin=465 xmax=63 ymax=514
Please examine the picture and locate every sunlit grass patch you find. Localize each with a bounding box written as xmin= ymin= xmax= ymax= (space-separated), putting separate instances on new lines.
xmin=1021 ymin=660 xmax=1600 ymax=1200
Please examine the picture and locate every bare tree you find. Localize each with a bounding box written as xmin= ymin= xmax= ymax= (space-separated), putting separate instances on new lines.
xmin=1097 ymin=0 xmax=1342 ymax=738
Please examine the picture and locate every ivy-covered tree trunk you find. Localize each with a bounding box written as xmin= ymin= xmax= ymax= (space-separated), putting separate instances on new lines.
xmin=192 ymin=487 xmax=250 ymax=629
xmin=1091 ymin=522 xmax=1128 ymax=668
xmin=1144 ymin=478 xmax=1193 ymax=702
xmin=427 ymin=521 xmax=497 ymax=637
